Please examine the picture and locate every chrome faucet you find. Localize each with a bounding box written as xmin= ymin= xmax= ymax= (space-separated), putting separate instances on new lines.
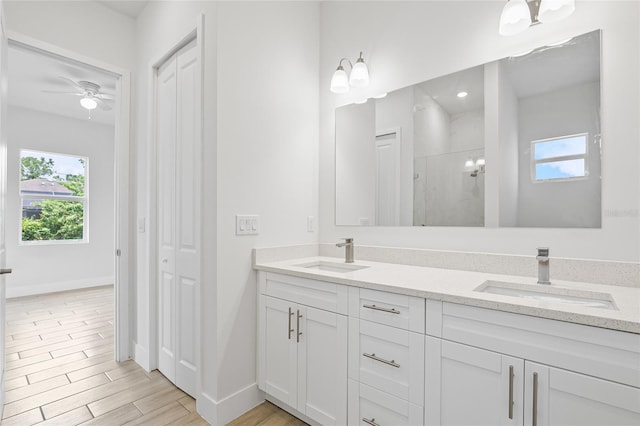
xmin=336 ymin=238 xmax=354 ymax=263
xmin=536 ymin=247 xmax=550 ymax=285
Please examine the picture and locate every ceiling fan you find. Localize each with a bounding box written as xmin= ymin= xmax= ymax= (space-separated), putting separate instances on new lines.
xmin=43 ymin=76 xmax=114 ymax=111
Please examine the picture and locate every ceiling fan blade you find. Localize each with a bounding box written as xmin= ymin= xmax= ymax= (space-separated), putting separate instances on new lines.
xmin=94 ymin=93 xmax=114 ymax=100
xmin=41 ymin=90 xmax=83 ymax=96
xmin=58 ymin=76 xmax=85 ymax=93
xmin=95 ymin=97 xmax=112 ymax=111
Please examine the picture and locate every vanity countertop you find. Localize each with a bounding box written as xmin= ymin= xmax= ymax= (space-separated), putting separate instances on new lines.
xmin=254 ymin=256 xmax=640 ymax=334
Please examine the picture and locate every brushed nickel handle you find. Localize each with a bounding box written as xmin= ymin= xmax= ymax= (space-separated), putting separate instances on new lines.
xmin=508 ymin=365 xmax=514 ymax=419
xmin=363 ymin=352 xmax=400 ymax=368
xmin=0 ymin=268 xmax=12 ymax=275
xmin=532 ymin=372 xmax=539 ymax=426
xmin=362 ymin=417 xmax=380 ymax=426
xmin=288 ymin=307 xmax=294 ymax=340
xmin=362 ymin=304 xmax=400 ymax=314
xmin=296 ymin=310 xmax=302 ymax=343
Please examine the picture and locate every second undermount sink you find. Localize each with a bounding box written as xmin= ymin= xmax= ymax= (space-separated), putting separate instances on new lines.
xmin=475 ymin=280 xmax=617 ymax=310
xmin=295 ymin=260 xmax=370 ymax=273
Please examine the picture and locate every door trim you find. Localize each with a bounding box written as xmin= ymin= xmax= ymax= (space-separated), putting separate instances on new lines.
xmin=5 ymin=31 xmax=132 ymax=362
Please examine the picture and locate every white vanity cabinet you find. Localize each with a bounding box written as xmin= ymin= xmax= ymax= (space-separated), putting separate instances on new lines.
xmin=348 ymin=288 xmax=426 ymax=426
xmin=257 ymin=272 xmax=348 ymax=426
xmin=425 ymin=301 xmax=640 ymax=426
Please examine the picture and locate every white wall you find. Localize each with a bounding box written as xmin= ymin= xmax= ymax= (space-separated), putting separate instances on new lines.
xmin=320 ymin=1 xmax=640 ymax=262
xmin=5 ymin=106 xmax=114 ymax=297
xmin=134 ymin=1 xmax=319 ymax=423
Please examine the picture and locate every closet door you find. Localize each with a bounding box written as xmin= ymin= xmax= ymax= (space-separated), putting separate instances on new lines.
xmin=157 ymin=53 xmax=178 ymax=385
xmin=157 ymin=39 xmax=199 ymax=397
xmin=174 ymin=40 xmax=199 ymax=396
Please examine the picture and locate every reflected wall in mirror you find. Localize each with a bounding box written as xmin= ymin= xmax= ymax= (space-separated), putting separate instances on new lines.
xmin=335 ymin=30 xmax=601 ymax=228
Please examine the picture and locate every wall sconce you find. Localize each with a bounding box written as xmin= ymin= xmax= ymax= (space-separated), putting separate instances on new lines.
xmin=330 ymin=52 xmax=370 ymax=94
xmin=499 ymin=0 xmax=575 ymax=36
xmin=465 ymin=158 xmax=486 ymax=177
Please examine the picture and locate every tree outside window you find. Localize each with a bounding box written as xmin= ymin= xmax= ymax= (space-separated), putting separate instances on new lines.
xmin=20 ymin=150 xmax=88 ymax=243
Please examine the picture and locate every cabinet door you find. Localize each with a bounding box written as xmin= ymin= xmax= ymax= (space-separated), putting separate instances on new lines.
xmin=263 ymin=296 xmax=298 ymax=407
xmin=297 ymin=305 xmax=348 ymax=425
xmin=525 ymin=362 xmax=640 ymax=426
xmin=425 ymin=337 xmax=524 ymax=426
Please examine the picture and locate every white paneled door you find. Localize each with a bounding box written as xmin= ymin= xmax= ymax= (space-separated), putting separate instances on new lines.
xmin=157 ymin=39 xmax=200 ymax=398
xmin=0 ymin=1 xmax=9 ymax=414
xmin=375 ymin=131 xmax=401 ymax=226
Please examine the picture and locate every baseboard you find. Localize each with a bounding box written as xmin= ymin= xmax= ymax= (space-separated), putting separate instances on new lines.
xmin=133 ymin=342 xmax=151 ymax=372
xmin=215 ymin=383 xmax=264 ymax=425
xmin=6 ymin=276 xmax=114 ymax=298
xmin=266 ymin=395 xmax=321 ymax=426
xmin=196 ymin=391 xmax=218 ymax=425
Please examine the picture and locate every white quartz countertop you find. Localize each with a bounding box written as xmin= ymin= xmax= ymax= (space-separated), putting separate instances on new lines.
xmin=254 ymin=256 xmax=640 ymax=334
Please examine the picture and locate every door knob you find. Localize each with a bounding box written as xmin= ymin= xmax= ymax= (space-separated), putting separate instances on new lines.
xmin=0 ymin=268 xmax=12 ymax=274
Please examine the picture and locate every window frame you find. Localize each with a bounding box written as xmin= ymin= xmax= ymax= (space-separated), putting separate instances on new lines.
xmin=19 ymin=149 xmax=89 ymax=246
xmin=530 ymin=133 xmax=589 ymax=183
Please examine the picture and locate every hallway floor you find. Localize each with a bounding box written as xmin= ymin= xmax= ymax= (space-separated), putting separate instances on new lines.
xmin=2 ymin=286 xmax=207 ymax=425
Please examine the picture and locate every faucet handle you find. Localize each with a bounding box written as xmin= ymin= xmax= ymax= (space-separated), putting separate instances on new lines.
xmin=342 ymin=237 xmax=354 ymax=244
xmin=537 ymin=247 xmax=549 ymax=257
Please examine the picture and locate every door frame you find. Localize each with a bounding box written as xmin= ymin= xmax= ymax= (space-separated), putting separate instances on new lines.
xmin=5 ymin=31 xmax=132 ymax=362
xmin=146 ymin=14 xmax=203 ymax=393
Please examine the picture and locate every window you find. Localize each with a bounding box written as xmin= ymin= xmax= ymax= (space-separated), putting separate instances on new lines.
xmin=20 ymin=150 xmax=88 ymax=243
xmin=531 ymin=133 xmax=588 ymax=182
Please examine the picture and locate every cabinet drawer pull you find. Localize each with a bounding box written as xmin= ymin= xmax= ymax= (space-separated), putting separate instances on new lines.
xmin=362 ymin=304 xmax=400 ymax=314
xmin=508 ymin=365 xmax=514 ymax=419
xmin=297 ymin=310 xmax=303 ymax=343
xmin=288 ymin=307 xmax=294 ymax=340
xmin=362 ymin=417 xmax=380 ymax=426
xmin=363 ymin=352 xmax=400 ymax=368
xmin=532 ymin=372 xmax=539 ymax=426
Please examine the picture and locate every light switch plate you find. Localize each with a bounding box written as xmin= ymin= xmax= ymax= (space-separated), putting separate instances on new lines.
xmin=307 ymin=216 xmax=315 ymax=232
xmin=236 ymin=215 xmax=259 ymax=235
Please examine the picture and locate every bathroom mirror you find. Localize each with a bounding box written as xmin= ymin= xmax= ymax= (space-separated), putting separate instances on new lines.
xmin=335 ymin=30 xmax=601 ymax=228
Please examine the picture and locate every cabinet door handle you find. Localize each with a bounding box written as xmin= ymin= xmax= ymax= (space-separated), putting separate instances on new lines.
xmin=362 ymin=304 xmax=400 ymax=314
xmin=362 ymin=417 xmax=380 ymax=426
xmin=508 ymin=365 xmax=514 ymax=419
xmin=296 ymin=310 xmax=303 ymax=343
xmin=363 ymin=352 xmax=400 ymax=368
xmin=288 ymin=307 xmax=294 ymax=340
xmin=532 ymin=372 xmax=539 ymax=426
xmin=0 ymin=268 xmax=12 ymax=274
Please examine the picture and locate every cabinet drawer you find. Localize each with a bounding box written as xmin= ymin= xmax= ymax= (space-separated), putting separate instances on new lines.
xmin=260 ymin=272 xmax=348 ymax=314
xmin=351 ymin=288 xmax=425 ymax=333
xmin=349 ymin=319 xmax=424 ymax=405
xmin=348 ymin=380 xmax=424 ymax=426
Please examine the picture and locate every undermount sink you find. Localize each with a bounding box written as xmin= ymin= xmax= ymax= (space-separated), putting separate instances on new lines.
xmin=295 ymin=260 xmax=370 ymax=273
xmin=475 ymin=280 xmax=617 ymax=310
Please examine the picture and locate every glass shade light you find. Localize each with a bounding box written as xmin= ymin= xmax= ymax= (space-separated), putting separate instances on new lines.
xmin=476 ymin=158 xmax=486 ymax=166
xmin=538 ymin=0 xmax=575 ymax=23
xmin=464 ymin=159 xmax=475 ymax=168
xmin=80 ymin=96 xmax=98 ymax=110
xmin=330 ymin=65 xmax=349 ymax=94
xmin=349 ymin=52 xmax=370 ymax=88
xmin=499 ymin=0 xmax=532 ymax=36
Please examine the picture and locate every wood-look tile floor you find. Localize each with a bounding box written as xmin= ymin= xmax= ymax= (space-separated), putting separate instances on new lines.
xmin=2 ymin=285 xmax=208 ymax=425
xmin=226 ymin=402 xmax=307 ymax=426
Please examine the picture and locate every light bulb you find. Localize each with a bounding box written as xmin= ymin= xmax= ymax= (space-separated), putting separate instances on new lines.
xmin=476 ymin=158 xmax=486 ymax=166
xmin=80 ymin=96 xmax=98 ymax=110
xmin=465 ymin=159 xmax=475 ymax=168
xmin=349 ymin=52 xmax=370 ymax=88
xmin=538 ymin=0 xmax=575 ymax=23
xmin=330 ymin=66 xmax=349 ymax=94
xmin=457 ymin=91 xmax=468 ymax=98
xmin=499 ymin=0 xmax=532 ymax=36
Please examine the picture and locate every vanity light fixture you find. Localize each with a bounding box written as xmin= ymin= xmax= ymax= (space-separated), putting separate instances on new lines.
xmin=499 ymin=0 xmax=575 ymax=36
xmin=330 ymin=51 xmax=370 ymax=93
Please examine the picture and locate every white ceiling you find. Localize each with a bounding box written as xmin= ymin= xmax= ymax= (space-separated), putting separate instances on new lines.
xmin=416 ymin=65 xmax=485 ymax=116
xmin=95 ymin=1 xmax=149 ymax=19
xmin=8 ymin=44 xmax=117 ymax=126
